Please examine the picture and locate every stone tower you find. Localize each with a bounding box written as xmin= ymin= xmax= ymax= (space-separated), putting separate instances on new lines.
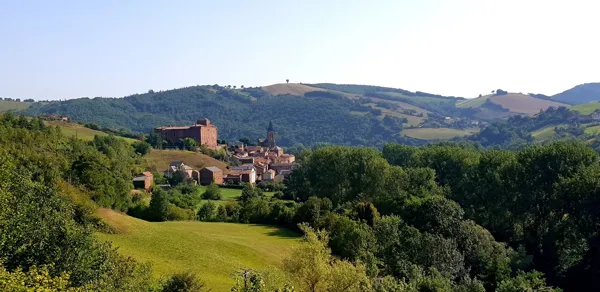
xmin=267 ymin=121 xmax=276 ymax=148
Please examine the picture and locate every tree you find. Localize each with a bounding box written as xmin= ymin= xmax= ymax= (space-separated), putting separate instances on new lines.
xmin=146 ymin=133 xmax=164 ymax=149
xmin=286 ymin=79 xmax=289 ymax=84
xmin=202 ymin=182 xmax=222 ymax=200
xmin=283 ymin=224 xmax=371 ymax=292
xmin=148 ymin=188 xmax=170 ymax=221
xmin=180 ymin=138 xmax=198 ymax=151
xmin=239 ymin=183 xmax=263 ymax=202
xmin=197 ymin=201 xmax=217 ymax=221
xmin=233 ymin=85 xmax=237 ymax=89
xmin=132 ymin=140 xmax=151 ymax=155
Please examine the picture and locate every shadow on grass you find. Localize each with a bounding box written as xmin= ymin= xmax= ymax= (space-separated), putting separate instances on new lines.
xmin=249 ymin=224 xmax=301 ymax=239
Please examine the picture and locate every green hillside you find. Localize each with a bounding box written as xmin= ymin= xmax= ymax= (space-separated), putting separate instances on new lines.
xmin=22 ymin=85 xmax=423 ymax=147
xmin=402 ymin=127 xmax=477 ymax=140
xmin=456 ymin=95 xmax=492 ymax=108
xmin=570 ymin=102 xmax=600 ymax=115
xmin=45 ymin=120 xmax=138 ymax=143
xmin=0 ymin=100 xmax=32 ymax=112
xmin=96 ymin=209 xmax=299 ymax=291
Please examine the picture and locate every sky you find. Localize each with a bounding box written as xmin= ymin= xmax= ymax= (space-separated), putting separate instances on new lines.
xmin=1 ymin=0 xmax=599 ymax=100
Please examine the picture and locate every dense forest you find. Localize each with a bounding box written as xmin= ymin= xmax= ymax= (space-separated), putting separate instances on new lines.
xmin=22 ymin=85 xmax=419 ymax=148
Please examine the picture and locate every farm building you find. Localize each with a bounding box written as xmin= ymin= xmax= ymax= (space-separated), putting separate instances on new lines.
xmin=199 ymin=166 xmax=223 ymax=185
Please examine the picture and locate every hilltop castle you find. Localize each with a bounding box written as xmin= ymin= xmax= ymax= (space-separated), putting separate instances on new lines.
xmin=154 ymin=118 xmax=218 ymax=147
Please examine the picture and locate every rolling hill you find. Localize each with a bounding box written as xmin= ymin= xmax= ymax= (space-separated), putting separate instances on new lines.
xmin=552 ymin=83 xmax=600 ymax=105
xmin=458 ymin=93 xmax=569 ymax=116
xmin=96 ymin=209 xmax=300 ymax=291
xmin=570 ymin=102 xmax=600 ymax=115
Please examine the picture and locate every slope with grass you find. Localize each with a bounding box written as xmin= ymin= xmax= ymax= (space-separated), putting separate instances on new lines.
xmin=456 ymin=95 xmax=492 ymax=108
xmin=141 ymin=149 xmax=229 ymax=174
xmin=96 ymin=209 xmax=300 ymax=291
xmin=262 ymin=83 xmax=330 ymax=96
xmin=45 ymin=120 xmax=138 ymax=143
xmin=401 ymin=127 xmax=477 ymax=140
xmin=570 ymin=102 xmax=600 ymax=115
xmin=0 ymin=100 xmax=32 ymax=112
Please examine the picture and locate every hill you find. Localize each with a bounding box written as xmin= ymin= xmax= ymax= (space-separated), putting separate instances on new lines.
xmin=0 ymin=100 xmax=32 ymax=113
xmin=457 ymin=93 xmax=568 ymax=116
xmin=570 ymin=102 xmax=600 ymax=115
xmin=262 ymin=83 xmax=330 ymax=96
xmin=552 ymin=83 xmax=600 ymax=105
xmin=45 ymin=120 xmax=139 ymax=143
xmin=141 ymin=149 xmax=230 ymax=174
xmin=96 ymin=209 xmax=300 ymax=291
xmin=22 ymin=85 xmax=424 ymax=147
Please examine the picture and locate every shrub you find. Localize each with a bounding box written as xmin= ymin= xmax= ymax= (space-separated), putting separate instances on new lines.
xmin=162 ymin=271 xmax=207 ymax=292
xmin=202 ymin=183 xmax=222 ymax=200
xmin=132 ymin=141 xmax=151 ymax=156
xmin=197 ymin=201 xmax=217 ymax=221
xmin=167 ymin=204 xmax=195 ymax=221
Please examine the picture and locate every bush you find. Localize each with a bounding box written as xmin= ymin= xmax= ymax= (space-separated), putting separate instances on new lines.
xmin=132 ymin=141 xmax=151 ymax=155
xmin=197 ymin=201 xmax=217 ymax=221
xmin=202 ymin=183 xmax=222 ymax=200
xmin=162 ymin=271 xmax=207 ymax=292
xmin=148 ymin=188 xmax=170 ymax=222
xmin=167 ymin=204 xmax=195 ymax=221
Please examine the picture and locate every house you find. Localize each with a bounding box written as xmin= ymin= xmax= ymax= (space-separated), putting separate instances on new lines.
xmin=239 ymin=157 xmax=255 ymax=165
xmin=254 ymin=162 xmax=268 ymax=181
xmin=262 ymin=169 xmax=276 ymax=182
xmin=199 ymin=166 xmax=223 ymax=185
xmin=269 ymin=162 xmax=294 ymax=175
xmin=154 ymin=118 xmax=218 ymax=147
xmin=164 ymin=161 xmax=193 ymax=178
xmin=132 ymin=172 xmax=153 ymax=191
xmin=228 ymin=164 xmax=256 ymax=184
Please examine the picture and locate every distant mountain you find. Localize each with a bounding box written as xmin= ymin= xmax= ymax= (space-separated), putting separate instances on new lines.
xmin=552 ymin=83 xmax=600 ymax=105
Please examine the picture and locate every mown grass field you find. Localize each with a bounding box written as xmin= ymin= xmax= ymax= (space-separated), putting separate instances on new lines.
xmin=45 ymin=120 xmax=139 ymax=143
xmin=488 ymin=93 xmax=568 ymax=115
xmin=456 ymin=95 xmax=492 ymax=108
xmin=402 ymin=127 xmax=477 ymax=140
xmin=96 ymin=209 xmax=300 ymax=291
xmin=570 ymin=102 xmax=600 ymax=115
xmin=196 ymin=185 xmax=276 ymax=208
xmin=142 ymin=149 xmax=229 ymax=174
xmin=0 ymin=100 xmax=32 ymax=112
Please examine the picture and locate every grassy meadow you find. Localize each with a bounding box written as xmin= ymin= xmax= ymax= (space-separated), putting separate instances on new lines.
xmin=45 ymin=120 xmax=139 ymax=143
xmin=0 ymin=100 xmax=32 ymax=113
xmin=96 ymin=209 xmax=300 ymax=291
xmin=402 ymin=127 xmax=477 ymax=140
xmin=570 ymin=102 xmax=600 ymax=115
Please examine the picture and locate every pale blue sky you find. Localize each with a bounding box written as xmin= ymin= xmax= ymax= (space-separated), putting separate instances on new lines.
xmin=1 ymin=0 xmax=599 ymax=100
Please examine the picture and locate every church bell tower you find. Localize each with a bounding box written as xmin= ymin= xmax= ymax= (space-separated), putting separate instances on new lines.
xmin=267 ymin=121 xmax=276 ymax=148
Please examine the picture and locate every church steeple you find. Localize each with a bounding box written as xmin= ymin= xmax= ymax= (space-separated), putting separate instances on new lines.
xmin=267 ymin=121 xmax=276 ymax=148
xmin=268 ymin=121 xmax=274 ymax=132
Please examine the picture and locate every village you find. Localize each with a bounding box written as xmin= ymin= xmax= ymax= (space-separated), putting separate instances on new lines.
xmin=132 ymin=119 xmax=296 ymax=190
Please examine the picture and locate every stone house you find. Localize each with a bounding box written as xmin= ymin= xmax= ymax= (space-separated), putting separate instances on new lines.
xmin=132 ymin=172 xmax=153 ymax=191
xmin=154 ymin=118 xmax=218 ymax=147
xmin=199 ymin=166 xmax=223 ymax=185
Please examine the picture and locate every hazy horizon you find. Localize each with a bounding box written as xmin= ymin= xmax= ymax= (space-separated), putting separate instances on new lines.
xmin=1 ymin=0 xmax=599 ymax=100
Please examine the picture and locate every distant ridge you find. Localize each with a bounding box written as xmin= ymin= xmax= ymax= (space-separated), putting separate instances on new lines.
xmin=552 ymin=83 xmax=600 ymax=105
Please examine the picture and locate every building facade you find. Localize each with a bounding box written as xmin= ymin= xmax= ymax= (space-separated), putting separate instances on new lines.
xmin=199 ymin=166 xmax=224 ymax=185
xmin=155 ymin=118 xmax=218 ymax=147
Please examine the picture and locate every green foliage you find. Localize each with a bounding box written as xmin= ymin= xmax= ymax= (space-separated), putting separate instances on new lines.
xmin=148 ymin=188 xmax=170 ymax=221
xmin=161 ymin=271 xmax=207 ymax=292
xmin=202 ymin=182 xmax=222 ymax=200
xmin=133 ymin=140 xmax=151 ymax=155
xmin=497 ymin=271 xmax=561 ymax=292
xmin=239 ymin=183 xmax=264 ymax=202
xmin=197 ymin=200 xmax=217 ymax=221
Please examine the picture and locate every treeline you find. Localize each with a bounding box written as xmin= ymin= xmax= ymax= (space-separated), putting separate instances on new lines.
xmin=190 ymin=143 xmax=600 ymax=291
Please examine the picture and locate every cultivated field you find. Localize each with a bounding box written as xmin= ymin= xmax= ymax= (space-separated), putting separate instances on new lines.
xmin=0 ymin=100 xmax=32 ymax=112
xmin=96 ymin=209 xmax=300 ymax=291
xmin=488 ymin=93 xmax=568 ymax=115
xmin=45 ymin=120 xmax=139 ymax=143
xmin=402 ymin=127 xmax=477 ymax=140
xmin=142 ymin=149 xmax=229 ymax=174
xmin=570 ymin=102 xmax=600 ymax=115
